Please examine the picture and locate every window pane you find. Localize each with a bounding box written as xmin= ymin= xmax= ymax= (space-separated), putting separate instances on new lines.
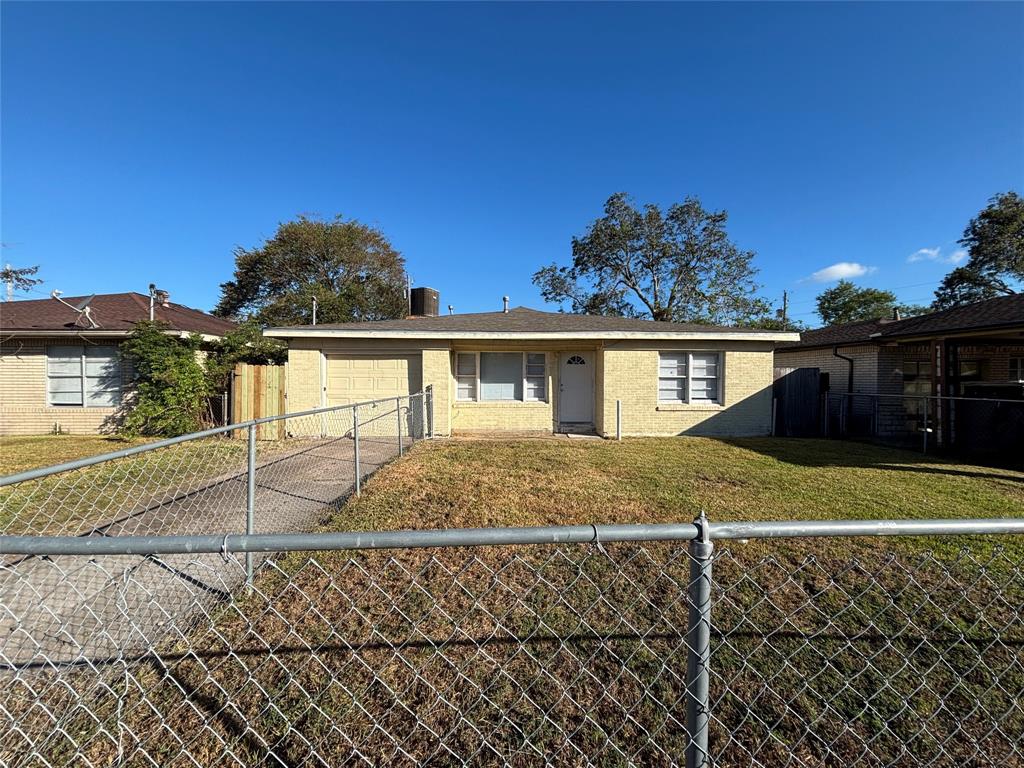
xmin=659 ymin=353 xmax=686 ymax=377
xmin=48 ymin=377 xmax=83 ymax=394
xmin=690 ymin=378 xmax=718 ymax=401
xmin=691 ymin=353 xmax=718 ymax=376
xmin=456 ymin=353 xmax=476 ymax=376
xmin=457 ymin=377 xmax=476 ymax=401
xmin=47 ymin=346 xmax=82 ymax=376
xmin=526 ymin=353 xmax=545 ymax=376
xmin=526 ymin=376 xmax=545 ymax=400
xmin=658 ymin=378 xmax=685 ymax=402
xmin=49 ymin=390 xmax=83 ymax=405
xmin=86 ymin=378 xmax=120 ymax=406
xmin=480 ymin=352 xmax=523 ymax=401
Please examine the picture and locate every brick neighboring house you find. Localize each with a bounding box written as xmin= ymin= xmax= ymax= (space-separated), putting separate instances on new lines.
xmin=0 ymin=292 xmax=236 ymax=435
xmin=774 ymin=294 xmax=1024 ymax=447
xmin=264 ymin=289 xmax=799 ymax=438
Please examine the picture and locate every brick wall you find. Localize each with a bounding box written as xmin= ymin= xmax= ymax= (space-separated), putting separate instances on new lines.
xmin=774 ymin=344 xmax=881 ymax=394
xmin=0 ymin=337 xmax=131 ymax=435
xmin=601 ymin=341 xmax=776 ymax=438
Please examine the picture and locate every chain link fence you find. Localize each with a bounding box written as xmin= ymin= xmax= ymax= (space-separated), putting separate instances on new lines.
xmin=1 ymin=519 xmax=1023 ymax=767
xmin=0 ymin=391 xmax=429 ymax=668
xmin=825 ymin=392 xmax=1024 ymax=466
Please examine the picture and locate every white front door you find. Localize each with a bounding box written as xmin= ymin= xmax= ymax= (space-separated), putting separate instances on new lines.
xmin=559 ymin=352 xmax=594 ymax=424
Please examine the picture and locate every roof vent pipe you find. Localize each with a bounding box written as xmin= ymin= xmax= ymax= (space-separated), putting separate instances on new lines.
xmin=448 ymin=305 xmax=454 ymax=315
xmin=502 ymin=296 xmax=510 ymax=313
xmin=892 ymin=307 xmax=901 ymax=321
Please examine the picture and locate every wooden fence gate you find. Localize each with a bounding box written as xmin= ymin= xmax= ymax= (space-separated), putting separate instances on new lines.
xmin=232 ymin=363 xmax=286 ymax=439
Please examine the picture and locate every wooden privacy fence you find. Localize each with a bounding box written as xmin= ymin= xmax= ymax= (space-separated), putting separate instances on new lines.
xmin=232 ymin=363 xmax=286 ymax=439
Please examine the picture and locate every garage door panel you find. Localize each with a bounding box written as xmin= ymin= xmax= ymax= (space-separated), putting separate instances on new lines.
xmin=325 ymin=355 xmax=417 ymax=406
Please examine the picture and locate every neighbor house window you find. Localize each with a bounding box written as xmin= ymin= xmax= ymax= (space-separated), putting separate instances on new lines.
xmin=1010 ymin=358 xmax=1023 ymax=382
xmin=658 ymin=352 xmax=721 ymax=404
xmin=454 ymin=352 xmax=547 ymax=402
xmin=47 ymin=345 xmax=121 ymax=407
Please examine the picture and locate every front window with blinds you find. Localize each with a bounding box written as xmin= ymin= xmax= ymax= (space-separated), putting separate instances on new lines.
xmin=658 ymin=352 xmax=721 ymax=404
xmin=47 ymin=345 xmax=121 ymax=407
xmin=455 ymin=352 xmax=547 ymax=402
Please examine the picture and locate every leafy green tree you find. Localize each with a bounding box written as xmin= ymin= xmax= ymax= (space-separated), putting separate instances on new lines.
xmin=933 ymin=191 xmax=1023 ymax=309
xmin=0 ymin=264 xmax=42 ymax=295
xmin=118 ymin=322 xmax=210 ymax=437
xmin=533 ymin=193 xmax=770 ymax=325
xmin=215 ymin=214 xmax=407 ymax=325
xmin=204 ymin=320 xmax=287 ymax=393
xmin=815 ymin=280 xmax=925 ymax=326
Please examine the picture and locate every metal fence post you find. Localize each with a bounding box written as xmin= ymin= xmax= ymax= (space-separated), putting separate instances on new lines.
xmin=685 ymin=512 xmax=713 ymax=768
xmin=396 ymin=397 xmax=403 ymax=457
xmin=616 ymin=399 xmax=622 ymax=441
xmin=424 ymin=384 xmax=433 ymax=438
xmin=353 ymin=407 xmax=361 ymax=497
xmin=245 ymin=423 xmax=256 ymax=586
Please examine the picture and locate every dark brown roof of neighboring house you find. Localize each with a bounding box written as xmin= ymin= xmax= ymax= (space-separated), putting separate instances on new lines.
xmin=0 ymin=292 xmax=237 ymax=336
xmin=778 ymin=294 xmax=1024 ymax=351
xmin=267 ymin=306 xmax=790 ymax=336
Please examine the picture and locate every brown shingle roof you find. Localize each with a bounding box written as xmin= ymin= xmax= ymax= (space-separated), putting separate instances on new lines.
xmin=778 ymin=294 xmax=1024 ymax=351
xmin=0 ymin=293 xmax=236 ymax=336
xmin=269 ymin=306 xmax=785 ymax=336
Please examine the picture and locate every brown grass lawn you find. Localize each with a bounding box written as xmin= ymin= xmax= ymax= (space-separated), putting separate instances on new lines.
xmin=339 ymin=436 xmax=1024 ymax=532
xmin=9 ymin=438 xmax=1024 ymax=768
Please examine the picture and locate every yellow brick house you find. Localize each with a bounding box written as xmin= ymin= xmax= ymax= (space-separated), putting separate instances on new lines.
xmin=265 ymin=291 xmax=798 ymax=438
xmin=0 ymin=291 xmax=236 ymax=435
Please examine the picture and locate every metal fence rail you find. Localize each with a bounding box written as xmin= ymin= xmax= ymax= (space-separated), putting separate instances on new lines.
xmin=1 ymin=517 xmax=1022 ymax=767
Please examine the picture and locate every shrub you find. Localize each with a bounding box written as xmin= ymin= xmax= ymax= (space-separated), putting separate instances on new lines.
xmin=118 ymin=321 xmax=211 ymax=438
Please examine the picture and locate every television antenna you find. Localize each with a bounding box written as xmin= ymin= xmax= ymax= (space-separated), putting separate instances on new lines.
xmin=51 ymin=290 xmax=100 ymax=328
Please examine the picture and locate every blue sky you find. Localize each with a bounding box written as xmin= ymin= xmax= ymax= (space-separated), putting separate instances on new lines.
xmin=2 ymin=2 xmax=1022 ymax=325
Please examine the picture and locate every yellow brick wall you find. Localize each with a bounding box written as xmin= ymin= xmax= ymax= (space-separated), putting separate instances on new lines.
xmin=286 ymin=348 xmax=323 ymax=412
xmin=0 ymin=337 xmax=130 ymax=435
xmin=599 ymin=341 xmax=775 ymax=437
xmin=421 ymin=348 xmax=452 ymax=436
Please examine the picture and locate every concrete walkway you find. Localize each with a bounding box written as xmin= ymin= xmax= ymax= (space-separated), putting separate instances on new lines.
xmin=0 ymin=436 xmax=408 ymax=668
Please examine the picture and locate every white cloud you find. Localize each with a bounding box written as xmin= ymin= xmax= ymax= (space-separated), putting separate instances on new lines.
xmin=807 ymin=262 xmax=875 ymax=283
xmin=908 ymin=247 xmax=941 ymax=263
xmin=907 ymin=246 xmax=967 ymax=265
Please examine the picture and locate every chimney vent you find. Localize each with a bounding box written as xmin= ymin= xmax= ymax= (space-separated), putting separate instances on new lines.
xmin=447 ymin=304 xmax=454 ymax=315
xmin=502 ymin=296 xmax=510 ymax=313
xmin=409 ymin=287 xmax=440 ymax=317
xmin=892 ymin=307 xmax=901 ymax=321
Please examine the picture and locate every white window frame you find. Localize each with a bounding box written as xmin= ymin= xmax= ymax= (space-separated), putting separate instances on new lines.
xmin=454 ymin=352 xmax=548 ymax=403
xmin=46 ymin=344 xmax=122 ymax=407
xmin=658 ymin=351 xmax=722 ymax=405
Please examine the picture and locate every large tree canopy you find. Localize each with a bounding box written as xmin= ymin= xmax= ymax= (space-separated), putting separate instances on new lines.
xmin=933 ymin=191 xmax=1023 ymax=309
xmin=215 ymin=215 xmax=407 ymax=325
xmin=532 ymin=193 xmax=770 ymax=325
xmin=815 ymin=280 xmax=926 ymax=326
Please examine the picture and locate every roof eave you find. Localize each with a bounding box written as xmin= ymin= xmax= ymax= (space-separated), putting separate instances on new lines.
xmin=0 ymin=329 xmax=227 ymax=340
xmin=263 ymin=328 xmax=801 ymax=342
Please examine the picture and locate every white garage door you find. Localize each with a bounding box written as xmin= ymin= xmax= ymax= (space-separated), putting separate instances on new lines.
xmin=325 ymin=354 xmax=417 ymax=406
